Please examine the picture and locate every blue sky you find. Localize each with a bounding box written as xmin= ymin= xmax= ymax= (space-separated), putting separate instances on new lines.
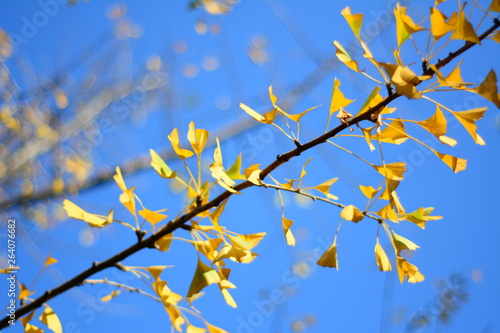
xmin=0 ymin=0 xmax=499 ymax=332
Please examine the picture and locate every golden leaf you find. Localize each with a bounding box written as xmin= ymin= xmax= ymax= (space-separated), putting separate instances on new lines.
xmin=406 ymin=207 xmax=442 ymax=229
xmin=282 ymin=217 xmax=296 ymax=246
xmin=449 ymin=107 xmax=487 ymax=145
xmin=373 ymin=162 xmax=406 ymax=180
xmin=101 ymin=290 xmax=121 ymax=302
xmin=243 ymin=164 xmax=262 ymax=185
xmin=39 ymin=304 xmax=62 ymax=333
xmin=450 ymin=10 xmax=480 ymax=44
xmin=359 ymin=184 xmax=380 ymax=199
xmin=340 ymin=205 xmax=364 ymax=222
xmin=392 ymin=231 xmax=419 ymax=254
xmin=168 ymin=128 xmax=194 ymax=159
xmin=330 ymin=78 xmax=355 ymax=115
xmin=317 ymin=242 xmax=338 ymax=268
xmin=63 ymin=199 xmax=111 ymax=228
xmin=226 ymin=154 xmax=245 ymax=180
xmin=375 ymin=241 xmax=392 ymax=271
xmin=333 ymin=40 xmax=362 ymax=72
xmin=429 ymin=7 xmax=454 ymax=41
xmin=188 ymin=121 xmax=209 ymax=155
xmin=187 ymin=259 xmax=221 ymax=298
xmin=375 ymin=119 xmax=408 ymax=144
xmin=396 ymin=256 xmax=425 ymax=283
xmin=394 ymin=4 xmax=426 ymax=48
xmin=139 ymin=208 xmax=168 ymax=226
xmin=469 ymin=69 xmax=500 ymax=108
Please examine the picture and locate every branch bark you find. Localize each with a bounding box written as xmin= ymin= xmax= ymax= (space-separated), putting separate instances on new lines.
xmin=1 ymin=18 xmax=498 ymax=331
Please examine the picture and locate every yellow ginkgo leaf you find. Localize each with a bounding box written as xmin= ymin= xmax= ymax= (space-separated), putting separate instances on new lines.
xmin=193 ymin=238 xmax=224 ymax=260
xmin=63 ymin=199 xmax=111 ymax=228
xmin=101 ymin=290 xmax=121 ymax=302
xmin=333 ymin=40 xmax=362 ymax=72
xmin=470 ymin=69 xmax=500 ymax=108
xmin=150 ymin=149 xmax=177 ymax=179
xmin=168 ymin=128 xmax=194 ymax=159
xmin=155 ymin=233 xmax=173 ymax=252
xmin=213 ymin=244 xmax=258 ymax=264
xmin=282 ymin=217 xmax=296 ymax=246
xmin=429 ymin=7 xmax=454 ymax=41
xmin=392 ymin=231 xmax=419 ymax=253
xmin=187 ymin=324 xmax=207 ymax=333
xmin=357 ymin=86 xmax=381 ymax=116
xmin=396 ymin=256 xmax=425 ymax=283
xmin=227 ymin=232 xmax=266 ymax=251
xmin=220 ymin=288 xmax=237 ymax=309
xmin=359 ymin=184 xmax=380 ymax=199
xmin=375 ymin=120 xmax=408 ymax=144
xmin=210 ymin=138 xmax=238 ymax=192
xmin=139 ymin=208 xmax=168 ymax=226
xmin=405 ymin=207 xmax=442 ymax=229
xmin=372 ymin=162 xmax=406 ymax=180
xmin=146 ymin=265 xmax=171 ymax=281
xmin=113 ymin=166 xmax=128 ymax=192
xmin=24 ymin=323 xmax=44 ymax=333
xmin=188 ymin=121 xmax=209 ymax=155
xmin=394 ymin=4 xmax=426 ymax=48
xmin=39 ymin=304 xmax=62 ymax=333
xmin=341 ymin=7 xmax=363 ymax=39
xmin=244 ymin=163 xmax=262 ymax=185
xmin=240 ymin=103 xmax=279 ymax=124
xmin=330 ymin=78 xmax=354 ymax=115
xmin=187 ymin=258 xmax=221 ymax=298
xmin=449 ymin=107 xmax=487 ymax=145
xmin=226 ymin=154 xmax=245 ymax=180
xmin=281 ymin=105 xmax=320 ymax=122
xmin=375 ymin=241 xmax=392 ymax=272
xmin=207 ymin=323 xmax=229 ymax=333
xmin=451 ymin=10 xmax=480 ymax=44
xmin=490 ymin=0 xmax=500 ymax=12
xmin=44 ymin=254 xmax=58 ymax=267
xmin=492 ymin=31 xmax=500 ymax=43
xmin=435 ymin=151 xmax=467 ymax=172
xmin=377 ymin=205 xmax=400 ymax=223
xmin=317 ymin=242 xmax=338 ymax=268
xmin=416 ymin=105 xmax=447 ymax=138
xmin=304 ymin=178 xmax=339 ymax=200
xmin=340 ymin=205 xmax=364 ymax=222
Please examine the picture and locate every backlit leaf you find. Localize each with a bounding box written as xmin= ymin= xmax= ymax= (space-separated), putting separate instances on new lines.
xmin=44 ymin=255 xmax=58 ymax=268
xmin=281 ymin=105 xmax=320 ymax=122
xmin=39 ymin=304 xmax=62 ymax=333
xmin=396 ymin=256 xmax=425 ymax=283
xmin=168 ymin=128 xmax=194 ymax=159
xmin=139 ymin=208 xmax=168 ymax=226
xmin=207 ymin=323 xmax=229 ymax=333
xmin=244 ymin=164 xmax=262 ymax=185
xmin=187 ymin=324 xmax=207 ymax=333
xmin=330 ymin=78 xmax=354 ymax=115
xmin=282 ymin=217 xmax=296 ymax=246
xmin=490 ymin=0 xmax=500 ymax=11
xmin=358 ymin=86 xmax=381 ymax=116
xmin=63 ymin=199 xmax=111 ymax=228
xmin=375 ymin=241 xmax=392 ymax=271
xmin=375 ymin=119 xmax=408 ymax=144
xmin=305 ymin=178 xmax=339 ymax=200
xmin=359 ymin=184 xmax=380 ymax=199
xmin=450 ymin=10 xmax=480 ymax=44
xmin=188 ymin=121 xmax=209 ymax=155
xmin=187 ymin=258 xmax=221 ymax=298
xmin=372 ymin=162 xmax=406 ymax=180
xmin=226 ymin=154 xmax=245 ymax=180
xmin=333 ymin=40 xmax=361 ymax=72
xmin=317 ymin=242 xmax=338 ymax=268
xmin=146 ymin=265 xmax=171 ymax=281
xmin=101 ymin=290 xmax=121 ymax=302
xmin=430 ymin=7 xmax=454 ymax=41
xmin=449 ymin=107 xmax=487 ymax=145
xmin=469 ymin=69 xmax=500 ymax=108
xmin=392 ymin=231 xmax=419 ymax=253
xmin=210 ymin=138 xmax=237 ymax=192
xmin=155 ymin=233 xmax=173 ymax=252
xmin=394 ymin=4 xmax=426 ymax=48
xmin=340 ymin=205 xmax=364 ymax=223
xmin=406 ymin=207 xmax=442 ymax=229
xmin=341 ymin=7 xmax=363 ymax=39
xmin=240 ymin=103 xmax=278 ymax=124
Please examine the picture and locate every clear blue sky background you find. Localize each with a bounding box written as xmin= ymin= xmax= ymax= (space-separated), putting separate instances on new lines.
xmin=0 ymin=0 xmax=499 ymax=332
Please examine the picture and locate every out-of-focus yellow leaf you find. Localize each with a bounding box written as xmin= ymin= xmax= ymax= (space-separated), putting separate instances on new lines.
xmin=375 ymin=119 xmax=408 ymax=144
xmin=333 ymin=40 xmax=362 ymax=72
xmin=39 ymin=304 xmax=62 ymax=333
xmin=492 ymin=31 xmax=500 ymax=43
xmin=239 ymin=103 xmax=278 ymax=124
xmin=220 ymin=288 xmax=237 ymax=308
xmin=44 ymin=255 xmax=58 ymax=268
xmin=201 ymin=0 xmax=236 ymax=15
xmin=359 ymin=184 xmax=380 ymax=199
xmin=372 ymin=162 xmax=406 ymax=180
xmin=101 ymin=290 xmax=121 ymax=302
xmin=375 ymin=241 xmax=392 ymax=271
xmin=188 ymin=121 xmax=209 ymax=155
xmin=24 ymin=324 xmax=44 ymax=333
xmin=19 ymin=283 xmax=34 ymax=300
xmin=469 ymin=69 xmax=500 ymax=108
xmin=243 ymin=163 xmax=262 ymax=185
xmin=282 ymin=217 xmax=296 ymax=246
xmin=317 ymin=242 xmax=338 ymax=268
xmin=406 ymin=207 xmax=442 ymax=229
xmin=0 ymin=267 xmax=20 ymax=274
xmin=187 ymin=324 xmax=207 ymax=333
xmin=187 ymin=259 xmax=221 ymax=298
xmin=451 ymin=10 xmax=480 ymax=44
xmin=168 ymin=128 xmax=194 ymax=159
xmin=330 ymin=78 xmax=354 ymax=115
xmin=0 ymin=28 xmax=13 ymax=59
xmin=63 ymin=199 xmax=111 ymax=228
xmin=449 ymin=107 xmax=487 ymax=145
xmin=139 ymin=208 xmax=168 ymax=226
xmin=430 ymin=7 xmax=454 ymax=41
xmin=340 ymin=204 xmax=364 ymax=222
xmin=490 ymin=0 xmax=500 ymax=11
xmin=392 ymin=231 xmax=419 ymax=253
xmin=226 ymin=154 xmax=245 ymax=180
xmin=207 ymin=323 xmax=229 ymax=333
xmin=54 ymin=89 xmax=69 ymax=109
xmin=155 ymin=233 xmax=173 ymax=252
xmin=396 ymin=256 xmax=425 ymax=283
xmin=394 ymin=4 xmax=426 ymax=47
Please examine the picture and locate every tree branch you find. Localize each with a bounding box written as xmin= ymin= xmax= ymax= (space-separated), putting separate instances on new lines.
xmin=1 ymin=18 xmax=498 ymax=331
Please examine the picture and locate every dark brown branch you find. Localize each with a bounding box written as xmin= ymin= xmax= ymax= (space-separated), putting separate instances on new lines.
xmin=1 ymin=18 xmax=498 ymax=331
